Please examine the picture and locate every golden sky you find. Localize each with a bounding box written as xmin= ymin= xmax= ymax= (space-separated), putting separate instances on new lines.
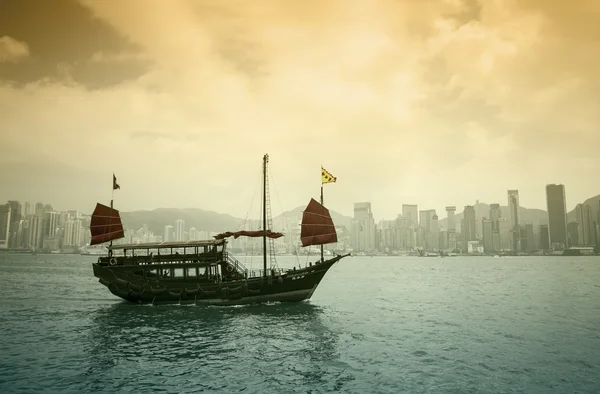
xmin=1 ymin=0 xmax=599 ymax=219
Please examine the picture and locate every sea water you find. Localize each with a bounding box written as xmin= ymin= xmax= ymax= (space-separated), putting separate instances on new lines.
xmin=0 ymin=254 xmax=599 ymax=393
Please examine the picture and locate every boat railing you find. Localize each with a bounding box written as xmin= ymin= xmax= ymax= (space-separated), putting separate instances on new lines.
xmin=246 ymin=268 xmax=288 ymax=278
xmin=224 ymin=252 xmax=249 ymax=276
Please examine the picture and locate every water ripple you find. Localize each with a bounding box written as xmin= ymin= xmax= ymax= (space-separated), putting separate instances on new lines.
xmin=1 ymin=255 xmax=600 ymax=393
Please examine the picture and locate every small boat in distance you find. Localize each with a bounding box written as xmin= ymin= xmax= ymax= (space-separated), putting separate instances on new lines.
xmin=91 ymin=155 xmax=350 ymax=305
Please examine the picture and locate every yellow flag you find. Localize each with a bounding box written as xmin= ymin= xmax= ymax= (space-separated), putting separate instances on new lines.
xmin=321 ymin=167 xmax=337 ymax=184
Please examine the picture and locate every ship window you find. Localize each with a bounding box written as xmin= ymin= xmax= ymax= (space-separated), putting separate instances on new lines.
xmin=173 ymin=268 xmax=184 ymax=278
xmin=186 ymin=267 xmax=196 ymax=278
xmin=147 ymin=269 xmax=158 ymax=279
xmin=160 ymin=268 xmax=172 ymax=279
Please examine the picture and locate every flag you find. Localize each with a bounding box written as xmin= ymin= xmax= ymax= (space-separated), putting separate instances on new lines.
xmin=321 ymin=167 xmax=337 ymax=184
xmin=113 ymin=174 xmax=120 ymax=190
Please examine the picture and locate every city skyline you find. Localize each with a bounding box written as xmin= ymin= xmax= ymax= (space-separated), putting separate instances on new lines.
xmin=1 ymin=1 xmax=599 ymax=221
xmin=2 ymin=185 xmax=599 ymax=223
xmin=2 ymin=182 xmax=599 ymax=253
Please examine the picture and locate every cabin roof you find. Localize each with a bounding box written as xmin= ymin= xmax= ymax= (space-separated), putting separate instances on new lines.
xmin=109 ymin=239 xmax=225 ymax=250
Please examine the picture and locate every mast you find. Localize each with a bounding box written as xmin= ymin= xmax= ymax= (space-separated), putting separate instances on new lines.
xmin=109 ymin=175 xmax=114 ymax=258
xmin=319 ymin=166 xmax=337 ymax=260
xmin=320 ymin=184 xmax=324 ymax=262
xmin=263 ymin=154 xmax=268 ymax=277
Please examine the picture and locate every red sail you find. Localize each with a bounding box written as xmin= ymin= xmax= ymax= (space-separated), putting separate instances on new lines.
xmin=90 ymin=203 xmax=125 ymax=245
xmin=300 ymin=198 xmax=338 ymax=247
xmin=213 ymin=230 xmax=284 ymax=240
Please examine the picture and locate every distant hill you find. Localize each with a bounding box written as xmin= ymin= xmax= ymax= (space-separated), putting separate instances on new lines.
xmin=120 ymin=205 xmax=353 ymax=236
xmin=566 ymin=193 xmax=600 ymax=223
xmin=120 ymin=208 xmax=244 ymax=235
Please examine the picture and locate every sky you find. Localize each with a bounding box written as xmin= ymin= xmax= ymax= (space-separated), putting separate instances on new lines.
xmin=1 ymin=0 xmax=599 ymax=220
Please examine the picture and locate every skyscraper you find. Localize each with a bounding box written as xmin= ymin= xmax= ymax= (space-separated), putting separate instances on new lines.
xmin=489 ymin=204 xmax=500 ymax=233
xmin=446 ymin=206 xmax=456 ymax=231
xmin=499 ymin=218 xmax=511 ymax=250
xmin=539 ymin=224 xmax=550 ymax=250
xmin=175 ymin=219 xmax=185 ymax=242
xmin=23 ymin=202 xmax=31 ymax=217
xmin=189 ymin=227 xmax=198 ymax=241
xmin=525 ymin=223 xmax=535 ymax=251
xmin=430 ymin=213 xmax=439 ymax=250
xmin=575 ymin=203 xmax=594 ymax=246
xmin=352 ymin=202 xmax=375 ymax=251
xmin=7 ymin=200 xmax=22 ymax=248
xmin=489 ymin=203 xmax=501 ymax=251
xmin=463 ymin=205 xmax=476 ymax=252
xmin=567 ymin=222 xmax=579 ymax=247
xmin=63 ymin=219 xmax=82 ymax=247
xmin=418 ymin=210 xmax=433 ymax=231
xmin=482 ymin=218 xmax=493 ymax=252
xmin=28 ymin=215 xmax=43 ymax=250
xmin=417 ymin=209 xmax=435 ymax=249
xmin=401 ymin=204 xmax=418 ymax=227
xmin=35 ymin=202 xmax=45 ymax=217
xmin=43 ymin=211 xmax=58 ymax=238
xmin=0 ymin=204 xmax=11 ymax=249
xmin=546 ymin=184 xmax=567 ymax=250
xmin=507 ymin=190 xmax=519 ymax=250
xmin=164 ymin=225 xmax=174 ymax=242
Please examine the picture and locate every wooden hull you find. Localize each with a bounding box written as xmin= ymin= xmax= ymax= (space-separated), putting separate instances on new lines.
xmin=92 ymin=255 xmax=347 ymax=306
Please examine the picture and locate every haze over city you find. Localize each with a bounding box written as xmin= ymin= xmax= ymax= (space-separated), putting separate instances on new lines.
xmin=1 ymin=0 xmax=599 ymax=219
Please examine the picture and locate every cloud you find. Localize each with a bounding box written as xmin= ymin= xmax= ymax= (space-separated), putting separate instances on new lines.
xmin=0 ymin=36 xmax=29 ymax=62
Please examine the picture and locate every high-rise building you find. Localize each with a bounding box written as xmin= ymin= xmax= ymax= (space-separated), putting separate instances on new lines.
xmin=463 ymin=206 xmax=476 ymax=252
xmin=539 ymin=224 xmax=550 ymax=250
xmin=575 ymin=203 xmax=594 ymax=246
xmin=164 ymin=225 xmax=174 ymax=242
xmin=597 ymin=201 xmax=600 ymax=249
xmin=35 ymin=202 xmax=45 ymax=217
xmin=402 ymin=205 xmax=418 ymax=228
xmin=490 ymin=204 xmax=501 ymax=233
xmin=352 ymin=202 xmax=376 ymax=252
xmin=418 ymin=210 xmax=433 ymax=231
xmin=482 ymin=218 xmax=493 ymax=252
xmin=189 ymin=227 xmax=198 ymax=241
xmin=23 ymin=202 xmax=31 ymax=217
xmin=525 ymin=223 xmax=535 ymax=251
xmin=417 ymin=209 xmax=435 ymax=249
xmin=499 ymin=218 xmax=511 ymax=250
xmin=0 ymin=204 xmax=11 ymax=249
xmin=445 ymin=206 xmax=456 ymax=231
xmin=567 ymin=222 xmax=579 ymax=247
xmin=175 ymin=219 xmax=185 ymax=242
xmin=546 ymin=184 xmax=567 ymax=250
xmin=7 ymin=200 xmax=22 ymax=248
xmin=28 ymin=215 xmax=43 ymax=250
xmin=7 ymin=201 xmax=21 ymax=222
xmin=63 ymin=219 xmax=83 ymax=247
xmin=447 ymin=229 xmax=457 ymax=251
xmin=430 ymin=213 xmax=439 ymax=250
xmin=43 ymin=212 xmax=58 ymax=238
xmin=507 ymin=190 xmax=519 ymax=250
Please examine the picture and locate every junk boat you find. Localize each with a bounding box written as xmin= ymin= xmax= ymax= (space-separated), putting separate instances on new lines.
xmin=91 ymin=154 xmax=349 ymax=305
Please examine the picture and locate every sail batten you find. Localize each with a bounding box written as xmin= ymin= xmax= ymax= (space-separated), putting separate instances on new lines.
xmin=214 ymin=230 xmax=284 ymax=240
xmin=300 ymin=198 xmax=338 ymax=247
xmin=90 ymin=203 xmax=125 ymax=246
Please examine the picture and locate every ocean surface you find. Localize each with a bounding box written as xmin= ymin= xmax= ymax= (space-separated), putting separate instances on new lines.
xmin=0 ymin=254 xmax=599 ymax=394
